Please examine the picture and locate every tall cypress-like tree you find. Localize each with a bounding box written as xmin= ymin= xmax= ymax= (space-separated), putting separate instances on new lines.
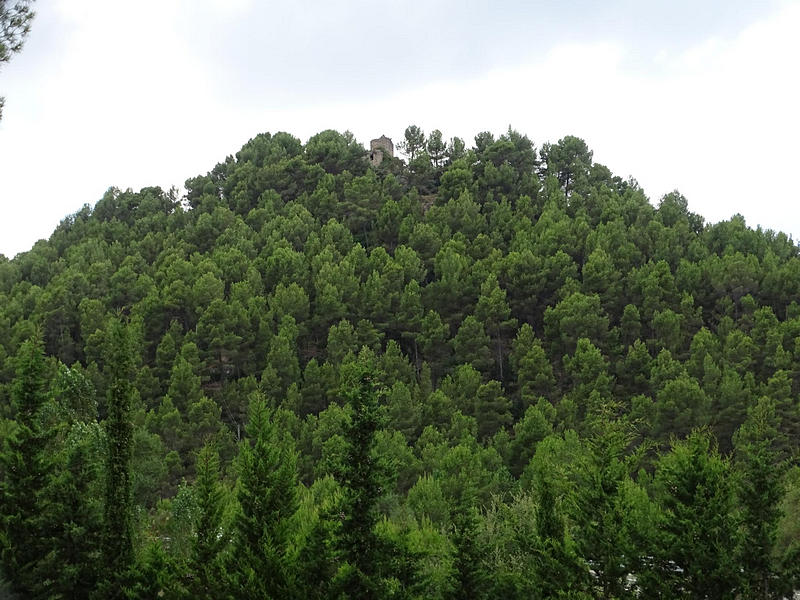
xmin=36 ymin=421 xmax=105 ymax=599
xmin=333 ymin=358 xmax=404 ymax=599
xmin=228 ymin=395 xmax=298 ymax=598
xmin=98 ymin=319 xmax=136 ymax=598
xmin=573 ymin=407 xmax=639 ymax=600
xmin=733 ymin=398 xmax=785 ymax=600
xmin=531 ymin=462 xmax=588 ymax=599
xmin=646 ymin=429 xmax=741 ymax=599
xmin=187 ymin=443 xmax=228 ymax=599
xmin=0 ymin=335 xmax=51 ymax=597
xmin=449 ymin=498 xmax=488 ymax=600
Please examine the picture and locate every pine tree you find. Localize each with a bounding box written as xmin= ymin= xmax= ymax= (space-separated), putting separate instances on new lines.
xmin=733 ymin=398 xmax=785 ymax=599
xmin=451 ymin=315 xmax=493 ymax=375
xmin=125 ymin=541 xmax=186 ymax=600
xmin=36 ymin=421 xmax=105 ymax=599
xmin=332 ymin=358 xmax=405 ymax=599
xmin=97 ymin=319 xmax=136 ymax=598
xmin=648 ymin=429 xmax=741 ymax=599
xmin=0 ymin=335 xmax=51 ymax=597
xmin=175 ymin=445 xmax=228 ymax=599
xmin=295 ymin=491 xmax=340 ymax=600
xmin=573 ymin=407 xmax=639 ymax=599
xmin=228 ymin=395 xmax=298 ymax=598
xmin=448 ymin=480 xmax=489 ymax=600
xmin=0 ymin=0 xmax=36 ymax=121
xmin=531 ymin=462 xmax=588 ymax=599
xmin=187 ymin=443 xmax=228 ymax=599
xmin=475 ymin=274 xmax=516 ymax=381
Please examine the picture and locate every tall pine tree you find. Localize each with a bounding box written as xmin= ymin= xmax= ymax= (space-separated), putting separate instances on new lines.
xmin=97 ymin=319 xmax=136 ymax=598
xmin=332 ymin=357 xmax=408 ymax=599
xmin=733 ymin=398 xmax=786 ymax=599
xmin=228 ymin=395 xmax=299 ymax=598
xmin=0 ymin=335 xmax=51 ymax=597
xmin=646 ymin=429 xmax=741 ymax=599
xmin=187 ymin=443 xmax=229 ymax=599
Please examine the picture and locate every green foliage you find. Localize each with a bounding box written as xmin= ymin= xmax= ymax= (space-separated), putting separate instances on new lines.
xmin=451 ymin=316 xmax=492 ymax=374
xmin=540 ymin=135 xmax=592 ymax=197
xmin=186 ymin=443 xmax=229 ymax=599
xmin=644 ymin=429 xmax=741 ymax=599
xmin=572 ymin=408 xmax=641 ymax=599
xmin=449 ymin=505 xmax=490 ymax=600
xmin=0 ymin=0 xmax=35 ymax=120
xmin=99 ymin=319 xmax=136 ymax=598
xmin=733 ymin=398 xmax=787 ymax=599
xmin=0 ymin=335 xmax=52 ymax=597
xmin=530 ymin=458 xmax=589 ymax=598
xmin=331 ymin=357 xmax=407 ymax=599
xmin=37 ymin=420 xmax=105 ymax=598
xmin=228 ymin=395 xmax=298 ymax=598
xmin=125 ymin=541 xmax=186 ymax=600
xmin=2 ymin=126 xmax=800 ymax=595
xmin=399 ymin=125 xmax=425 ymax=161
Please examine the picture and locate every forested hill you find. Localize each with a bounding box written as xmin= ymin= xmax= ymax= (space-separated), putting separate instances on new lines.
xmin=1 ymin=127 xmax=799 ymax=598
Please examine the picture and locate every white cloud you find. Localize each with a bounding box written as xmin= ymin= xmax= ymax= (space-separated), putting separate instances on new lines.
xmin=287 ymin=2 xmax=800 ymax=237
xmin=1 ymin=1 xmax=798 ymax=257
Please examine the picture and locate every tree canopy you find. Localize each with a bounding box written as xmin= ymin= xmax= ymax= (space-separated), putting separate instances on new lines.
xmin=1 ymin=126 xmax=799 ymax=597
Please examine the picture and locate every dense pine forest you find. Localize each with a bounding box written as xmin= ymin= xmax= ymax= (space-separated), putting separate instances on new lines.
xmin=1 ymin=127 xmax=799 ymax=599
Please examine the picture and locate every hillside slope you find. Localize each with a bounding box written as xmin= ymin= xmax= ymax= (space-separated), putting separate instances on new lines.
xmin=1 ymin=127 xmax=799 ymax=598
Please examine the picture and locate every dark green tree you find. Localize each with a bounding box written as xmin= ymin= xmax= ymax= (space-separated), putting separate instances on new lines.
xmin=475 ymin=274 xmax=517 ymax=381
xmin=419 ymin=310 xmax=450 ymax=378
xmin=0 ymin=335 xmax=51 ymax=597
xmin=0 ymin=0 xmax=35 ymax=119
xmin=186 ymin=443 xmax=229 ymax=599
xmin=449 ymin=504 xmax=489 ymax=600
xmin=452 ymin=316 xmax=493 ymax=375
xmin=228 ymin=395 xmax=299 ymax=598
xmin=166 ymin=355 xmax=203 ymax=412
xmin=427 ymin=129 xmax=447 ymax=169
xmin=125 ymin=541 xmax=186 ymax=600
xmin=531 ymin=460 xmax=588 ymax=599
xmin=332 ymin=358 xmax=406 ymax=599
xmin=645 ymin=429 xmax=741 ymax=599
xmin=97 ymin=319 xmax=136 ymax=598
xmin=540 ymin=135 xmax=593 ymax=197
xmin=733 ymin=398 xmax=786 ymax=599
xmin=399 ymin=125 xmax=425 ymax=160
xmin=474 ymin=380 xmax=512 ymax=441
xmin=36 ymin=421 xmax=105 ymax=599
xmin=508 ymin=400 xmax=554 ymax=477
xmin=446 ymin=136 xmax=466 ymax=163
xmin=305 ymin=129 xmax=367 ymax=175
xmin=573 ymin=407 xmax=641 ymax=600
xmin=510 ymin=324 xmax=555 ymax=411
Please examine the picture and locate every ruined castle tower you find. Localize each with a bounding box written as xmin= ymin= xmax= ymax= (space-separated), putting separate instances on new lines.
xmin=369 ymin=135 xmax=394 ymax=167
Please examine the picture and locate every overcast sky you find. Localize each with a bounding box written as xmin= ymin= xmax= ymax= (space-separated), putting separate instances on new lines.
xmin=1 ymin=0 xmax=799 ymax=258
